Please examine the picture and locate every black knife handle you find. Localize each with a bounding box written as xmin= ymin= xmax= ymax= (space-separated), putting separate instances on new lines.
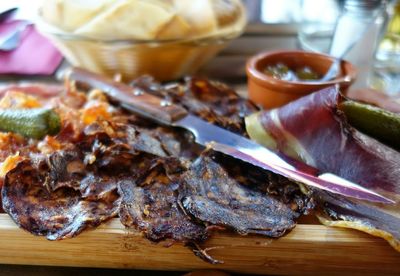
xmin=66 ymin=67 xmax=188 ymax=125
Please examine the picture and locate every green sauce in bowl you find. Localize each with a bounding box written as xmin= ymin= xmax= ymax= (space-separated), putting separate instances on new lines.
xmin=263 ymin=63 xmax=320 ymax=81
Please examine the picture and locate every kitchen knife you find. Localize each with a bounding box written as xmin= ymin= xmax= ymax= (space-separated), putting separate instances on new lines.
xmin=66 ymin=67 xmax=394 ymax=204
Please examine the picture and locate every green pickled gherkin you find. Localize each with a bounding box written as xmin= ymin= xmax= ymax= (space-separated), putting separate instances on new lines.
xmin=0 ymin=108 xmax=61 ymax=139
xmin=340 ymin=100 xmax=400 ymax=150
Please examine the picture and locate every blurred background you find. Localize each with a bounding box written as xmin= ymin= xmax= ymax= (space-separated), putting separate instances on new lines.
xmin=1 ymin=0 xmax=400 ymax=97
xmin=208 ymin=0 xmax=400 ymax=97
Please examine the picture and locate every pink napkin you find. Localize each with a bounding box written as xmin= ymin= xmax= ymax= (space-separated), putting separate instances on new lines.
xmin=0 ymin=20 xmax=63 ymax=75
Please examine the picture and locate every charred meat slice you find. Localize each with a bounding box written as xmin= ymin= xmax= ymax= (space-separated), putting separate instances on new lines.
xmin=130 ymin=76 xmax=258 ymax=135
xmin=181 ymin=77 xmax=258 ymax=133
xmin=47 ymin=149 xmax=85 ymax=191
xmin=2 ymin=159 xmax=120 ymax=240
xmin=151 ymin=126 xmax=203 ymax=160
xmin=119 ymin=157 xmax=207 ymax=243
xmin=180 ymin=153 xmax=313 ymax=237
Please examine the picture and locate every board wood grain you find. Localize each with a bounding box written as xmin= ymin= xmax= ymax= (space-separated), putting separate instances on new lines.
xmin=0 ymin=214 xmax=399 ymax=275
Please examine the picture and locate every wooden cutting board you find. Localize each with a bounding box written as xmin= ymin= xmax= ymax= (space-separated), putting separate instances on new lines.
xmin=0 ymin=214 xmax=399 ymax=275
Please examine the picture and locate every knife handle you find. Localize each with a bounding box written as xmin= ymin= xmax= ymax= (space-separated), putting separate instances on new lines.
xmin=66 ymin=67 xmax=188 ymax=125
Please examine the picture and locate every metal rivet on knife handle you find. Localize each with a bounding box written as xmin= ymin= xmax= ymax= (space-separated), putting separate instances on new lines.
xmin=160 ymin=99 xmax=172 ymax=107
xmin=133 ymin=88 xmax=144 ymax=96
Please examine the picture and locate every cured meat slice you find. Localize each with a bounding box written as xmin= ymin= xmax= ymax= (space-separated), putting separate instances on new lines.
xmin=2 ymin=157 xmax=120 ymax=240
xmin=0 ymin=84 xmax=63 ymax=99
xmin=247 ymin=86 xmax=400 ymax=194
xmin=149 ymin=126 xmax=202 ymax=160
xmin=315 ymin=191 xmax=400 ymax=251
xmin=180 ymin=153 xmax=313 ymax=237
xmin=131 ymin=76 xmax=258 ymax=135
xmin=119 ymin=157 xmax=208 ymax=243
xmin=246 ymin=86 xmax=400 ymax=251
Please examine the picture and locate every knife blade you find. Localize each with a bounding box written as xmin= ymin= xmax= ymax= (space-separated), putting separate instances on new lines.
xmin=0 ymin=7 xmax=17 ymax=23
xmin=66 ymin=67 xmax=394 ymax=204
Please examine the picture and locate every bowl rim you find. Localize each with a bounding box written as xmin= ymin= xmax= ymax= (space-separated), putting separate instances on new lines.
xmin=246 ymin=50 xmax=357 ymax=89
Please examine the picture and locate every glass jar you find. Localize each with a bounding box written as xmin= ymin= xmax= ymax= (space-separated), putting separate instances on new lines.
xmin=329 ymin=0 xmax=388 ymax=89
xmin=371 ymin=0 xmax=400 ymax=96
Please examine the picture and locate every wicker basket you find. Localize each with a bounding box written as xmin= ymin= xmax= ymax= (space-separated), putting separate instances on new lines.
xmin=36 ymin=16 xmax=245 ymax=81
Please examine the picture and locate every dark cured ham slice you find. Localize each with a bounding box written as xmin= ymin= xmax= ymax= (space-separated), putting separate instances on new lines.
xmin=119 ymin=157 xmax=208 ymax=243
xmin=130 ymin=76 xmax=258 ymax=136
xmin=245 ymin=86 xmax=400 ymax=251
xmin=180 ymin=152 xmax=313 ymax=237
xmin=251 ymin=86 xmax=400 ymax=194
xmin=2 ymin=158 xmax=120 ymax=240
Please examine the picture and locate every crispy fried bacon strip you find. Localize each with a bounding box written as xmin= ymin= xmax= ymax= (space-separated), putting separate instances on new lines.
xmin=246 ymin=86 xmax=400 ymax=251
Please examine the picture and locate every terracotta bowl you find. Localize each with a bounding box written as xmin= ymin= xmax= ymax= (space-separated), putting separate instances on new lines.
xmin=246 ymin=50 xmax=357 ymax=109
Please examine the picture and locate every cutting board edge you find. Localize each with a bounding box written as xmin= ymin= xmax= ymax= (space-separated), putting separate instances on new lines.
xmin=0 ymin=214 xmax=399 ymax=275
